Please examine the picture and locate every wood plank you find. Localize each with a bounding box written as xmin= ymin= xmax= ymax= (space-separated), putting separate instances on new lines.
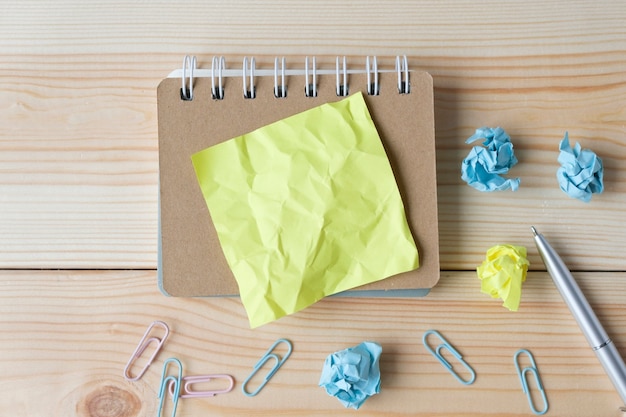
xmin=0 ymin=1 xmax=625 ymax=269
xmin=1 ymin=270 xmax=626 ymax=416
xmin=2 ymin=3 xmax=626 ymax=414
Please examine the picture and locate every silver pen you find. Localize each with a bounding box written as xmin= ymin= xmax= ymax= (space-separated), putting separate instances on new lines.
xmin=532 ymin=226 xmax=626 ymax=405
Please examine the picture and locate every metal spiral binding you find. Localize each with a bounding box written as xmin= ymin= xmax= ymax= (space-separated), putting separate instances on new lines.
xmin=396 ymin=55 xmax=410 ymax=94
xmin=211 ymin=56 xmax=225 ymax=100
xmin=336 ymin=56 xmax=348 ymax=96
xmin=177 ymin=55 xmax=411 ymax=99
xmin=180 ymin=55 xmax=196 ymax=101
xmin=366 ymin=56 xmax=379 ymax=96
xmin=242 ymin=56 xmax=255 ymax=99
xmin=274 ymin=57 xmax=287 ymax=98
xmin=304 ymin=56 xmax=317 ymax=97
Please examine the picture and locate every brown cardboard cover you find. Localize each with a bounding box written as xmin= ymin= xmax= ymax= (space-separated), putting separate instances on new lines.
xmin=157 ymin=69 xmax=439 ymax=296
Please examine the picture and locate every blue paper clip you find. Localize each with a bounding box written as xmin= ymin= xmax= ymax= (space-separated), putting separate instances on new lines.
xmin=157 ymin=358 xmax=183 ymax=417
xmin=422 ymin=330 xmax=476 ymax=385
xmin=514 ymin=349 xmax=548 ymax=415
xmin=242 ymin=338 xmax=292 ymax=397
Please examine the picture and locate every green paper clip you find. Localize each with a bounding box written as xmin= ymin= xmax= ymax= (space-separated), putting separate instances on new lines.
xmin=514 ymin=349 xmax=548 ymax=415
xmin=242 ymin=338 xmax=292 ymax=397
xmin=157 ymin=358 xmax=182 ymax=417
xmin=422 ymin=330 xmax=476 ymax=385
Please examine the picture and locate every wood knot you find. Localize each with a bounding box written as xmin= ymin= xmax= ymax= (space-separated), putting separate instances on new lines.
xmin=77 ymin=385 xmax=141 ymax=417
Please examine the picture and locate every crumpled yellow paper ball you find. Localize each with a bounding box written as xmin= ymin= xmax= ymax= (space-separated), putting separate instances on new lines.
xmin=477 ymin=244 xmax=529 ymax=311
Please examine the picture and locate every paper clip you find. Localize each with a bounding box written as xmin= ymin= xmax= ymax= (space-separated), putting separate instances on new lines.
xmin=422 ymin=329 xmax=476 ymax=385
xmin=242 ymin=338 xmax=292 ymax=397
xmin=168 ymin=374 xmax=235 ymax=398
xmin=514 ymin=349 xmax=548 ymax=415
xmin=158 ymin=358 xmax=182 ymax=417
xmin=124 ymin=320 xmax=170 ymax=381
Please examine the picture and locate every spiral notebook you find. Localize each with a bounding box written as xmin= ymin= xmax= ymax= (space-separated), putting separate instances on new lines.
xmin=157 ymin=56 xmax=439 ymax=298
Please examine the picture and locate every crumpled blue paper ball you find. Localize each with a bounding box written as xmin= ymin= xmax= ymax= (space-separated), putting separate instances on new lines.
xmin=557 ymin=132 xmax=604 ymax=202
xmin=319 ymin=341 xmax=382 ymax=410
xmin=461 ymin=127 xmax=520 ymax=192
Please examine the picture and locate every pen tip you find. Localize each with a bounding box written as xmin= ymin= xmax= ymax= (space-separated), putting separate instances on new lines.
xmin=530 ymin=226 xmax=538 ymax=236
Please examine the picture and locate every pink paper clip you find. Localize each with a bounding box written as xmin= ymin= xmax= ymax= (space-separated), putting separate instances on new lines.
xmin=124 ymin=321 xmax=170 ymax=381
xmin=168 ymin=374 xmax=235 ymax=398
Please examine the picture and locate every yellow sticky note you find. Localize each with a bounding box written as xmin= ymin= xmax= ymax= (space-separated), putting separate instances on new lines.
xmin=192 ymin=92 xmax=419 ymax=327
xmin=477 ymin=244 xmax=529 ymax=311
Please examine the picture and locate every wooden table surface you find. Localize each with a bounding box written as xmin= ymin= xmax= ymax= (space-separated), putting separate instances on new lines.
xmin=1 ymin=1 xmax=625 ymax=416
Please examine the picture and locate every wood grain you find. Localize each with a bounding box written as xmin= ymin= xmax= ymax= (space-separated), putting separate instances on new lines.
xmin=0 ymin=1 xmax=625 ymax=269
xmin=1 ymin=270 xmax=626 ymax=416
xmin=1 ymin=1 xmax=626 ymax=416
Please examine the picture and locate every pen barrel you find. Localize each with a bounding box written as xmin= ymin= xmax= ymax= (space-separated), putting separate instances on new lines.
xmin=596 ymin=342 xmax=626 ymax=404
xmin=534 ymin=232 xmax=626 ymax=404
xmin=534 ymin=234 xmax=609 ymax=348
